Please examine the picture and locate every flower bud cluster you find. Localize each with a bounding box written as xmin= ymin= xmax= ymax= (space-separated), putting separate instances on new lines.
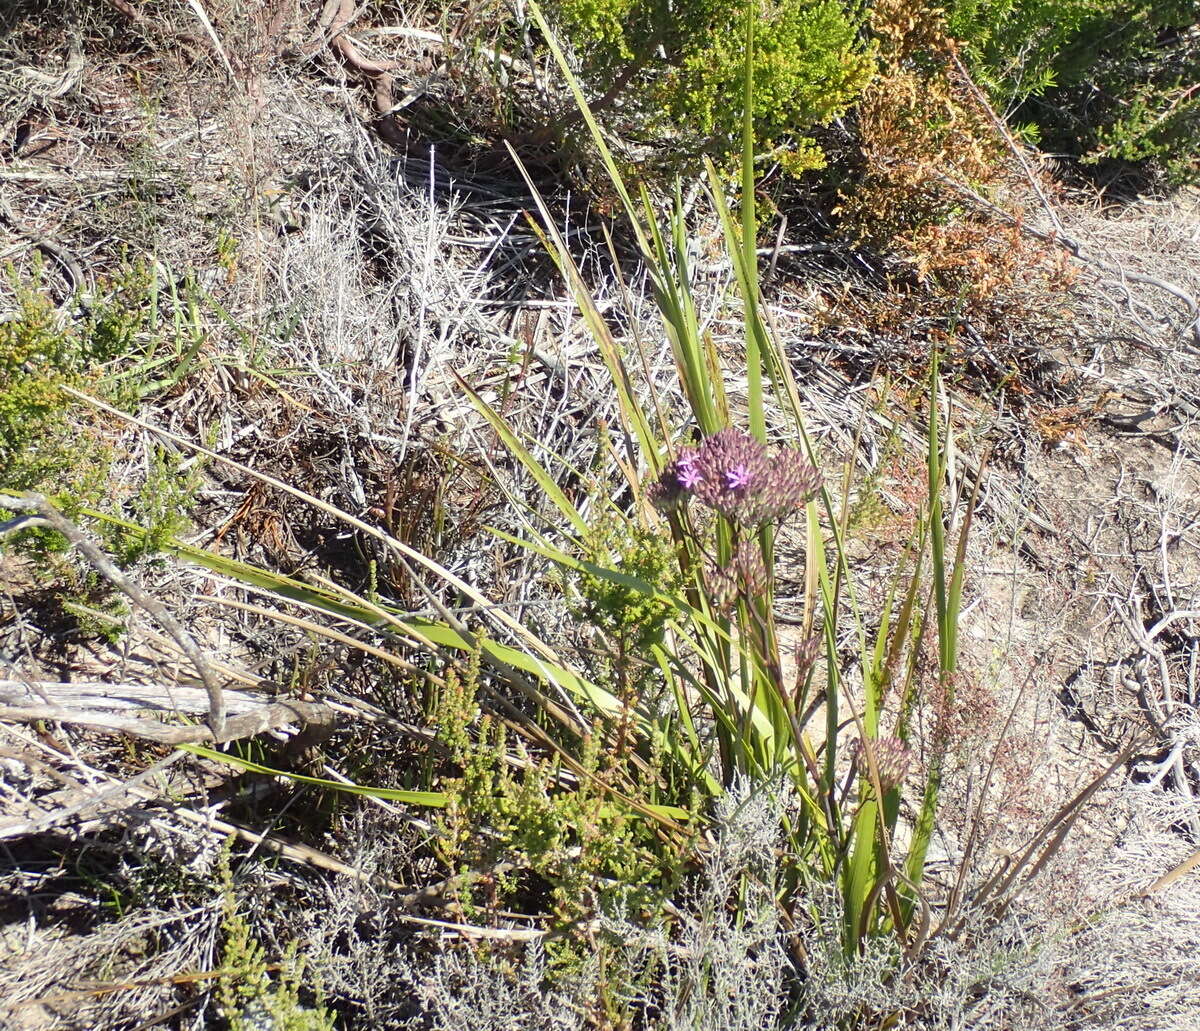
xmin=706 ymin=541 xmax=769 ymax=611
xmin=793 ymin=635 xmax=822 ymax=686
xmin=852 ymin=735 xmax=914 ymax=792
xmin=648 ymin=428 xmax=821 ymax=527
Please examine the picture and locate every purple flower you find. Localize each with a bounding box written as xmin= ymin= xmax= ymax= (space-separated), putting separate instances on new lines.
xmin=646 ymin=428 xmax=822 ymax=525
xmin=648 ymin=448 xmax=699 ymax=512
xmin=676 ymin=454 xmax=704 ymax=490
xmin=724 ymin=464 xmax=753 ymax=491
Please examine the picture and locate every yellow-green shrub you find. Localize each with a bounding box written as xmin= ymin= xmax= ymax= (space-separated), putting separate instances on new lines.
xmin=0 ymin=271 xmax=87 ymax=493
xmin=543 ymin=0 xmax=875 ymax=173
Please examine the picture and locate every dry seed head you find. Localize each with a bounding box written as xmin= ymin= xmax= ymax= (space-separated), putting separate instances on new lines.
xmin=707 ymin=541 xmax=770 ymax=611
xmin=793 ymin=635 xmax=823 ymax=691
xmin=855 ymin=736 xmax=914 ymax=791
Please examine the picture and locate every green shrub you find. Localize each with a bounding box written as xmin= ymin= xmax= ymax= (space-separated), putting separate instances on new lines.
xmin=543 ymin=0 xmax=875 ymax=173
xmin=945 ymin=0 xmax=1097 ymax=102
xmin=0 ymin=258 xmax=157 ymax=499
xmin=1 ymin=261 xmax=201 ymax=637
xmin=434 ymin=648 xmax=679 ymax=933
xmin=0 ymin=268 xmax=90 ymax=493
xmin=573 ymin=515 xmax=679 ymax=662
xmin=947 ymin=0 xmax=1200 ymax=184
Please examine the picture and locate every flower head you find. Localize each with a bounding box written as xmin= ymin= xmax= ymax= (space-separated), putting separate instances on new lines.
xmin=646 ymin=428 xmax=821 ymax=525
xmin=724 ymin=463 xmax=753 ymax=491
xmin=852 ymin=736 xmax=914 ymax=792
xmin=793 ymin=635 xmax=822 ymax=691
xmin=647 ymin=447 xmax=699 ymax=512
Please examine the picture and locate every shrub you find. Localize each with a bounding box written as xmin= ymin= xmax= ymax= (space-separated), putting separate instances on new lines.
xmin=944 ymin=0 xmax=1100 ymax=104
xmin=0 ymin=267 xmax=93 ymax=494
xmin=1 ymin=260 xmax=201 ymax=637
xmin=947 ymin=0 xmax=1200 ymax=184
xmin=0 ymin=258 xmax=156 ymax=501
xmin=840 ymin=0 xmax=1001 ymax=243
xmin=434 ymin=647 xmax=681 ymax=932
xmin=217 ymin=846 xmax=336 ymax=1031
xmin=835 ymin=0 xmax=1081 ymax=401
xmin=542 ymin=0 xmax=875 ymax=174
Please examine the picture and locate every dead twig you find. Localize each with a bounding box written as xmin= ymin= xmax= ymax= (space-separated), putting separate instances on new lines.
xmin=0 ymin=492 xmax=226 ymax=737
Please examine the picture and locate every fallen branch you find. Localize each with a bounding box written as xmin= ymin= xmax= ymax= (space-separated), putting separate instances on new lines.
xmin=326 ymin=0 xmax=406 ymax=147
xmin=0 ymin=693 xmax=331 ymax=746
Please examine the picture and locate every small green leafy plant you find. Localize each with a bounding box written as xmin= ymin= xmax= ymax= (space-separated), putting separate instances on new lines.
xmin=0 ymin=259 xmax=204 ymax=639
xmin=0 ymin=265 xmax=101 ymax=496
xmin=1 ymin=257 xmax=185 ymax=507
xmin=217 ymin=845 xmax=337 ymax=1031
xmin=435 ymin=645 xmax=682 ymax=932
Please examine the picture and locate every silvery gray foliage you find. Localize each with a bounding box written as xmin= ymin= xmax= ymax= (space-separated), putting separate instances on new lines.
xmin=289 ymin=814 xmax=422 ymax=1028
xmin=292 ymin=787 xmax=1200 ymax=1031
xmin=293 ymin=809 xmax=593 ymax=1030
xmin=792 ymin=888 xmax=1057 ymax=1031
xmin=602 ymin=776 xmax=792 ymax=1031
xmin=409 ymin=941 xmax=593 ymax=1031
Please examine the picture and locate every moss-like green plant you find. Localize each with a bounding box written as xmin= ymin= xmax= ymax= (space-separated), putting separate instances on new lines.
xmin=217 ymin=845 xmax=337 ymax=1031
xmin=543 ymin=0 xmax=875 ymax=173
xmin=434 ymin=647 xmax=677 ymax=931
xmin=0 ymin=257 xmax=160 ymax=501
xmin=574 ymin=514 xmax=679 ymax=657
xmin=112 ymin=444 xmax=203 ymax=565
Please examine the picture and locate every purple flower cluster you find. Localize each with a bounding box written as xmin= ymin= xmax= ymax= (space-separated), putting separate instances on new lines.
xmin=648 ymin=428 xmax=821 ymax=526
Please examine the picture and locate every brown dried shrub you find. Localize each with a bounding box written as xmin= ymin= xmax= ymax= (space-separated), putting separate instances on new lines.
xmin=831 ymin=0 xmax=1084 ymax=407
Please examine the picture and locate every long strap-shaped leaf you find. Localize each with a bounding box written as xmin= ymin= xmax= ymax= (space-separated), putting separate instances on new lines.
xmin=454 ymin=369 xmax=589 ymax=538
xmin=183 ymin=744 xmax=449 ymax=806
